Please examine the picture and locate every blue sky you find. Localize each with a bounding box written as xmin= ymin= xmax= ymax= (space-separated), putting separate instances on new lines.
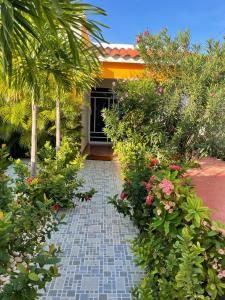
xmin=87 ymin=0 xmax=225 ymax=46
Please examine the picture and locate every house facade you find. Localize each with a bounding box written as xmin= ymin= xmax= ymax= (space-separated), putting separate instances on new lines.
xmin=81 ymin=44 xmax=144 ymax=157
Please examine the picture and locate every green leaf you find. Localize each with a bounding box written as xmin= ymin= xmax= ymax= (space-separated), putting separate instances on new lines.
xmin=207 ymin=231 xmax=218 ymax=237
xmin=164 ymin=221 xmax=170 ymax=235
xmin=28 ymin=272 xmax=39 ymax=281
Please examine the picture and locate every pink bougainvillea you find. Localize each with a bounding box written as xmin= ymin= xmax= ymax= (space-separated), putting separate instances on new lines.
xmin=159 ymin=179 xmax=174 ymax=196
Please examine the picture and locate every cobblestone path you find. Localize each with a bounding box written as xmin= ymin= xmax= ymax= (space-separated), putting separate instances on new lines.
xmin=41 ymin=160 xmax=142 ymax=300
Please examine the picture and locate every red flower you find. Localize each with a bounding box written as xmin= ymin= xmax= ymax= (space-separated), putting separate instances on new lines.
xmin=144 ymin=30 xmax=149 ymax=36
xmin=52 ymin=203 xmax=61 ymax=213
xmin=146 ymin=194 xmax=154 ymax=206
xmin=170 ymin=164 xmax=182 ymax=171
xmin=120 ymin=192 xmax=127 ymax=201
xmin=143 ymin=181 xmax=152 ymax=191
xmin=150 ymin=158 xmax=159 ymax=167
xmin=26 ymin=177 xmax=33 ymax=184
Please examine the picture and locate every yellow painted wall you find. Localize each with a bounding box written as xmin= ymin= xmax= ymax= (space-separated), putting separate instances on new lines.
xmin=101 ymin=61 xmax=165 ymax=81
xmin=101 ymin=62 xmax=144 ymax=79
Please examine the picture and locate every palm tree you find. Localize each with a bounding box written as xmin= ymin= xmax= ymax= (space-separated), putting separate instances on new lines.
xmin=0 ymin=1 xmax=106 ymax=177
xmin=0 ymin=1 xmax=106 ymax=77
xmin=39 ymin=35 xmax=100 ymax=152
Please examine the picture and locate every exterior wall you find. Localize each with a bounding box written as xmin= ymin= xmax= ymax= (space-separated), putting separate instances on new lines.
xmin=101 ymin=62 xmax=144 ymax=79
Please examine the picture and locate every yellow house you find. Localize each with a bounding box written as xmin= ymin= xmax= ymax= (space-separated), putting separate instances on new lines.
xmin=81 ymin=43 xmax=144 ymax=159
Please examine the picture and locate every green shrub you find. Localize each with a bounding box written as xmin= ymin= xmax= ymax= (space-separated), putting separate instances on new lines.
xmin=110 ymin=154 xmax=225 ymax=299
xmin=0 ymin=148 xmax=13 ymax=210
xmin=104 ymin=31 xmax=225 ymax=160
xmin=0 ymin=152 xmax=61 ymax=299
xmin=15 ymin=138 xmax=85 ymax=209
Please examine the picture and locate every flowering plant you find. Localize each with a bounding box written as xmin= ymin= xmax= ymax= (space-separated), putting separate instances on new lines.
xmin=109 ymin=152 xmax=225 ymax=299
xmin=0 ymin=151 xmax=61 ymax=299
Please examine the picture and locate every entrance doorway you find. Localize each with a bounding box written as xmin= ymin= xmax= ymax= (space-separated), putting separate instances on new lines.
xmin=89 ymin=88 xmax=115 ymax=143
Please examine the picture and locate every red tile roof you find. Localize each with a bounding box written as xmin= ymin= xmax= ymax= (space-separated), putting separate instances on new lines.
xmin=102 ymin=46 xmax=140 ymax=59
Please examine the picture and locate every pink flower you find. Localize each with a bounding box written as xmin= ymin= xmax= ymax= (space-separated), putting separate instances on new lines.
xmin=120 ymin=192 xmax=127 ymax=201
xmin=159 ymin=179 xmax=174 ymax=196
xmin=144 ymin=30 xmax=149 ymax=36
xmin=149 ymin=175 xmax=157 ymax=183
xmin=156 ymin=86 xmax=164 ymax=95
xmin=170 ymin=164 xmax=182 ymax=171
xmin=211 ymin=91 xmax=216 ymax=97
xmin=136 ymin=35 xmax=141 ymax=43
xmin=168 ymin=208 xmax=174 ymax=214
xmin=218 ymin=270 xmax=225 ymax=279
xmin=143 ymin=181 xmax=152 ymax=191
xmin=146 ymin=194 xmax=154 ymax=206
xmin=218 ymin=273 xmax=224 ymax=279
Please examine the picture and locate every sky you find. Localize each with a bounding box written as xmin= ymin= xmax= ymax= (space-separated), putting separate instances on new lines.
xmin=87 ymin=0 xmax=225 ymax=47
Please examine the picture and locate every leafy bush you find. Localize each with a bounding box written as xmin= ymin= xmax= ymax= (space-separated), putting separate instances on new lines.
xmin=110 ymin=153 xmax=225 ymax=299
xmin=0 ymin=148 xmax=13 ymax=210
xmin=0 ymin=151 xmax=61 ymax=299
xmin=104 ymin=30 xmax=225 ymax=160
xmin=15 ymin=138 xmax=86 ymax=209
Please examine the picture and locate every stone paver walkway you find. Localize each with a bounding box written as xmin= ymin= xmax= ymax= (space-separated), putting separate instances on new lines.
xmin=41 ymin=160 xmax=142 ymax=300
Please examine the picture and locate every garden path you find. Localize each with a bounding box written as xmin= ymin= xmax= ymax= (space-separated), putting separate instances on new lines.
xmin=41 ymin=160 xmax=143 ymax=300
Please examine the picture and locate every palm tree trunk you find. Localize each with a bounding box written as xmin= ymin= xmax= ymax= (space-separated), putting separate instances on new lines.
xmin=56 ymin=94 xmax=61 ymax=152
xmin=30 ymin=99 xmax=38 ymax=178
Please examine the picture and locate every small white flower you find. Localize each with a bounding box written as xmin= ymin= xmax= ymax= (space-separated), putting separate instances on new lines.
xmin=218 ymin=249 xmax=225 ymax=255
xmin=14 ymin=257 xmax=22 ymax=263
xmin=156 ymin=208 xmax=162 ymax=216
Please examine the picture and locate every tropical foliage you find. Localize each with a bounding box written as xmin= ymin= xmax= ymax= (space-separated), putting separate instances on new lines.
xmin=105 ymin=29 xmax=225 ymax=299
xmin=109 ymin=147 xmax=225 ymax=299
xmin=0 ymin=0 xmax=106 ymax=177
xmin=104 ymin=30 xmax=225 ymax=160
xmin=0 ymin=147 xmax=61 ymax=299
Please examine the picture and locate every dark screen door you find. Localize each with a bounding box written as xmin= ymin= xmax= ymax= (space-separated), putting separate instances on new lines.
xmin=90 ymin=88 xmax=114 ymax=143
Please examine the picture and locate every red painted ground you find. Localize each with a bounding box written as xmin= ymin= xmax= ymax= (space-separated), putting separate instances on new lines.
xmin=187 ymin=157 xmax=225 ymax=224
